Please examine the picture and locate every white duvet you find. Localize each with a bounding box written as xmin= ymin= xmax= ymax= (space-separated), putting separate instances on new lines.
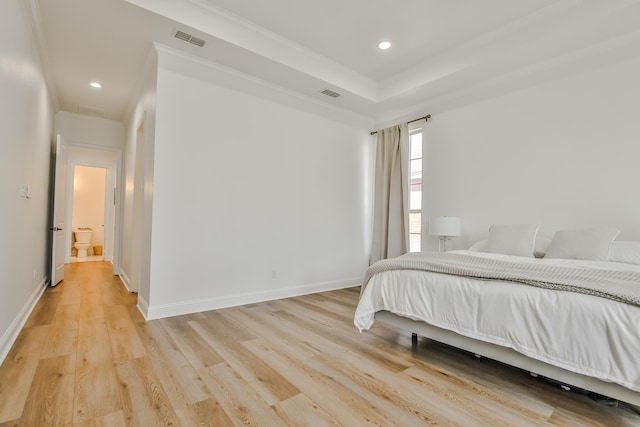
xmin=354 ymin=250 xmax=640 ymax=392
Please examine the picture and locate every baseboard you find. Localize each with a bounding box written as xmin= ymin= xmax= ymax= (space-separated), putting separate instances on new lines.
xmin=0 ymin=278 xmax=48 ymax=365
xmin=119 ymin=269 xmax=132 ymax=293
xmin=144 ymin=277 xmax=362 ymax=320
xmin=137 ymin=296 xmax=150 ymax=321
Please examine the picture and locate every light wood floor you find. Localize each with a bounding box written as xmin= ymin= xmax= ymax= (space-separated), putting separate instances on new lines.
xmin=0 ymin=262 xmax=639 ymax=426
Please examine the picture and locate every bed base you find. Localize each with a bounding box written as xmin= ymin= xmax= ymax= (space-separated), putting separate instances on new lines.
xmin=375 ymin=311 xmax=640 ymax=408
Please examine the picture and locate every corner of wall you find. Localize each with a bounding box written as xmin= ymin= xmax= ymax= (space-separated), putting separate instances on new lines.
xmin=118 ymin=268 xmax=132 ymax=293
xmin=0 ymin=278 xmax=47 ymax=365
xmin=136 ymin=296 xmax=150 ymax=321
xmin=120 ymin=43 xmax=158 ymax=302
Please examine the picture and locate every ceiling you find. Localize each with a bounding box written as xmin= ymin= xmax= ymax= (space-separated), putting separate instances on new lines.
xmin=36 ymin=0 xmax=640 ymax=124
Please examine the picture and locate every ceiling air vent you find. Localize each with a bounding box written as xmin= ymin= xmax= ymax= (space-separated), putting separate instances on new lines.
xmin=189 ymin=36 xmax=206 ymax=48
xmin=320 ymin=88 xmax=341 ymax=98
xmin=173 ymin=29 xmax=206 ymax=47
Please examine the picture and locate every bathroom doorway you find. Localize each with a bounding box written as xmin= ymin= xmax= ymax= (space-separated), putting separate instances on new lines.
xmin=61 ymin=145 xmax=119 ymax=272
xmin=70 ymin=165 xmax=107 ymax=263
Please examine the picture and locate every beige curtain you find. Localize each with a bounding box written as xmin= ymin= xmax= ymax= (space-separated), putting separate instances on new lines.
xmin=370 ymin=123 xmax=410 ymax=265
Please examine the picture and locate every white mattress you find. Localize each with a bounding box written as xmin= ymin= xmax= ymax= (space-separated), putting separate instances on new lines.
xmin=354 ymin=250 xmax=640 ymax=392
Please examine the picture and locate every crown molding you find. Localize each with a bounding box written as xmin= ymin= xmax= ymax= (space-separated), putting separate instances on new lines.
xmin=125 ymin=0 xmax=377 ymax=102
xmin=153 ymin=42 xmax=373 ymax=129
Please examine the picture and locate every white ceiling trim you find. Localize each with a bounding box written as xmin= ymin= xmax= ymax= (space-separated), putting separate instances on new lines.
xmin=374 ymin=28 xmax=640 ymax=129
xmin=46 ymin=0 xmax=640 ymax=124
xmin=377 ymin=0 xmax=584 ymax=101
xmin=125 ymin=0 xmax=378 ymax=102
xmin=154 ymin=43 xmax=374 ymax=129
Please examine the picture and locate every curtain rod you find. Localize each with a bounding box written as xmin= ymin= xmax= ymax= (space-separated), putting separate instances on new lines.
xmin=370 ymin=114 xmax=431 ymax=135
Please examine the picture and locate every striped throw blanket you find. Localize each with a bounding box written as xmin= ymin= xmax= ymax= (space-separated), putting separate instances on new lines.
xmin=363 ymin=252 xmax=640 ymax=307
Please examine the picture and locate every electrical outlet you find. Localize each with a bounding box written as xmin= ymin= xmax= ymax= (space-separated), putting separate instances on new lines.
xmin=271 ymin=270 xmax=277 ymax=279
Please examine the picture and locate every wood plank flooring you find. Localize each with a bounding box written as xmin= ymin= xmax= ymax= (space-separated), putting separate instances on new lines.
xmin=0 ymin=261 xmax=639 ymax=426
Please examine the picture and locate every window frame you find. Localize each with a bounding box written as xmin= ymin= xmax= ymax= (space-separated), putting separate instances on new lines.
xmin=408 ymin=127 xmax=423 ymax=252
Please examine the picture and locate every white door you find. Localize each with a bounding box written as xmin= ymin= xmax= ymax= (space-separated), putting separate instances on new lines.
xmin=50 ymin=134 xmax=68 ymax=286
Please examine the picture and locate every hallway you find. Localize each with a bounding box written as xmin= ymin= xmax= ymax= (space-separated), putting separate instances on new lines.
xmin=0 ymin=262 xmax=140 ymax=425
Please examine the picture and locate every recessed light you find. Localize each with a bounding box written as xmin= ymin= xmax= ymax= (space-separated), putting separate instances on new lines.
xmin=378 ymin=41 xmax=391 ymax=50
xmin=90 ymin=82 xmax=102 ymax=89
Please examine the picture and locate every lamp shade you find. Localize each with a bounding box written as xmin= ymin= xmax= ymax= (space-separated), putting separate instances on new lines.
xmin=429 ymin=217 xmax=461 ymax=237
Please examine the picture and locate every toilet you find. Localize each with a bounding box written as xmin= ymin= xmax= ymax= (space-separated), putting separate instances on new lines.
xmin=73 ymin=228 xmax=93 ymax=257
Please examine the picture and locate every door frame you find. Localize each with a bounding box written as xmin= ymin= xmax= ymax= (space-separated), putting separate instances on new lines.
xmin=66 ymin=162 xmax=113 ymax=262
xmin=59 ymin=142 xmax=123 ymax=274
xmin=130 ymin=117 xmax=146 ymax=294
xmin=50 ymin=135 xmax=68 ymax=286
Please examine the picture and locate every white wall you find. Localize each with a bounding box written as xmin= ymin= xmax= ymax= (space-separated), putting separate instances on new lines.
xmin=422 ymin=57 xmax=640 ymax=250
xmin=122 ymin=47 xmax=158 ymax=299
xmin=140 ymin=48 xmax=372 ymax=318
xmin=55 ymin=111 xmax=125 ymax=149
xmin=0 ymin=0 xmax=55 ymax=362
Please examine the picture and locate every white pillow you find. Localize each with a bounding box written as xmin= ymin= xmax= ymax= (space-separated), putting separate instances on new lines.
xmin=468 ymin=239 xmax=488 ymax=252
xmin=485 ymin=224 xmax=541 ymax=257
xmin=608 ymin=241 xmax=640 ymax=265
xmin=544 ymin=228 xmax=620 ymax=261
xmin=470 ymin=236 xmax=550 ymax=258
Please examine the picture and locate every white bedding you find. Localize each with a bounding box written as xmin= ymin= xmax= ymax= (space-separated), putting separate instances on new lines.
xmin=354 ymin=250 xmax=640 ymax=392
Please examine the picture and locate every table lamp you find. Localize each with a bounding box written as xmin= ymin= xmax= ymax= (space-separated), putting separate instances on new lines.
xmin=429 ymin=217 xmax=461 ymax=252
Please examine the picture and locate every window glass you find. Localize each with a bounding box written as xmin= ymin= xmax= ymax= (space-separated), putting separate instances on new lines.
xmin=409 ymin=132 xmax=422 ymax=252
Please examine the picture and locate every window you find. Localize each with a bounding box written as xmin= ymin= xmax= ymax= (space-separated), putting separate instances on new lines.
xmin=409 ymin=131 xmax=422 ymax=252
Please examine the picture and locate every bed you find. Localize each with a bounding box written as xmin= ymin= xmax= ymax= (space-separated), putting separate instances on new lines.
xmin=354 ymin=226 xmax=640 ymax=407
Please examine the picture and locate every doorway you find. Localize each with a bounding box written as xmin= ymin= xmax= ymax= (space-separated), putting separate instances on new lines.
xmin=70 ymin=165 xmax=107 ymax=263
xmin=128 ymin=119 xmax=145 ymax=294
xmin=61 ymin=145 xmax=120 ymax=271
